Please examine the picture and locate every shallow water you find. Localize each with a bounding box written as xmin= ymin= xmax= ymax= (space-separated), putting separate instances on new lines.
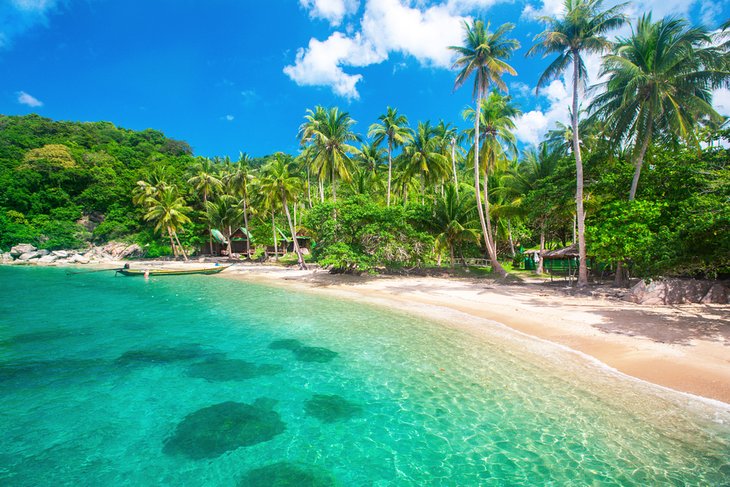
xmin=0 ymin=266 xmax=728 ymax=486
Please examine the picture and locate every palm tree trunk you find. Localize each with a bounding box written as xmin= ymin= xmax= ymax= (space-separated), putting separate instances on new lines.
xmin=449 ymin=244 xmax=455 ymax=270
xmin=306 ymin=167 xmax=313 ymax=208
xmin=331 ymin=161 xmax=337 ymax=202
xmin=482 ymin=173 xmax=497 ymax=257
xmin=387 ymin=140 xmax=393 ymax=207
xmin=451 ymin=139 xmax=458 ymax=193
xmin=508 ymin=219 xmax=515 ymax=258
xmin=537 ymin=222 xmax=545 ymax=274
xmin=204 ymin=192 xmax=213 ymax=255
xmin=226 ymin=225 xmax=232 ymax=257
xmin=282 ymin=191 xmax=307 ymax=270
xmin=242 ymin=196 xmax=251 ymax=258
xmin=271 ymin=213 xmax=278 ymax=261
xmin=173 ymin=231 xmax=188 ymax=261
xmin=318 ymin=177 xmax=324 ymax=203
xmin=629 ymin=118 xmax=653 ymax=201
xmin=572 ymin=50 xmax=588 ymax=287
xmin=167 ymin=227 xmax=178 ymax=258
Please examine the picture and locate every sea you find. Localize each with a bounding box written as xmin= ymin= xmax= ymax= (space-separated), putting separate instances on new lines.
xmin=1 ymin=266 xmax=728 ymax=486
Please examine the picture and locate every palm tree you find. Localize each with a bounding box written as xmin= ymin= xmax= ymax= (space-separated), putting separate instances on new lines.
xmin=433 ymin=120 xmax=463 ymax=192
xmin=450 ymin=20 xmax=519 ymax=277
xmin=463 ymin=91 xmax=521 ymax=255
xmin=299 ymin=106 xmax=359 ymax=202
xmin=144 ymin=185 xmax=192 ymax=260
xmin=188 ymin=157 xmax=223 ymax=255
xmin=590 ymin=14 xmax=728 ymax=201
xmin=527 ymin=0 xmax=627 ymax=286
xmin=368 ymin=107 xmax=413 ymax=206
xmin=260 ymin=154 xmax=307 ymax=270
xmin=401 ymin=121 xmax=450 ymax=202
xmin=204 ymin=195 xmax=243 ymax=258
xmin=432 ymin=184 xmax=480 ymax=268
xmin=226 ymin=153 xmax=255 ymax=257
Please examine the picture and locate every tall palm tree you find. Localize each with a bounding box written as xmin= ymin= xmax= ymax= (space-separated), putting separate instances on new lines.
xmin=368 ymin=107 xmax=413 ymax=206
xmin=590 ymin=14 xmax=728 ymax=201
xmin=260 ymin=154 xmax=307 ymax=270
xmin=401 ymin=121 xmax=450 ymax=202
xmin=450 ymin=20 xmax=519 ymax=277
xmin=299 ymin=106 xmax=359 ymax=202
xmin=432 ymin=184 xmax=480 ymax=268
xmin=205 ymin=195 xmax=244 ymax=258
xmin=433 ymin=120 xmax=463 ymax=192
xmin=463 ymin=91 xmax=521 ymax=255
xmin=188 ymin=157 xmax=223 ymax=255
xmin=226 ymin=153 xmax=255 ymax=257
xmin=527 ymin=0 xmax=627 ymax=286
xmin=144 ymin=185 xmax=192 ymax=260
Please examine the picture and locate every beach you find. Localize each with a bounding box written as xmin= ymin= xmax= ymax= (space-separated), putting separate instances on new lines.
xmin=216 ymin=263 xmax=730 ymax=406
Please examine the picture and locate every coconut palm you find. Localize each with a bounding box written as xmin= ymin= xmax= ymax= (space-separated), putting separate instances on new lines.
xmin=204 ymin=195 xmax=243 ymax=258
xmin=144 ymin=185 xmax=192 ymax=260
xmin=400 ymin=121 xmax=450 ymax=202
xmin=188 ymin=157 xmax=223 ymax=254
xmin=590 ymin=14 xmax=728 ymax=201
xmin=463 ymin=91 xmax=521 ymax=255
xmin=527 ymin=0 xmax=627 ymax=286
xmin=433 ymin=120 xmax=464 ymax=192
xmin=432 ymin=184 xmax=480 ymax=268
xmin=226 ymin=153 xmax=255 ymax=257
xmin=368 ymin=107 xmax=413 ymax=206
xmin=450 ymin=20 xmax=519 ymax=277
xmin=260 ymin=154 xmax=307 ymax=270
xmin=299 ymin=106 xmax=359 ymax=202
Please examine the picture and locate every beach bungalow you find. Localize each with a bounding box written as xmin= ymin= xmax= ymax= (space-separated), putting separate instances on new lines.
xmin=229 ymin=227 xmax=253 ymax=255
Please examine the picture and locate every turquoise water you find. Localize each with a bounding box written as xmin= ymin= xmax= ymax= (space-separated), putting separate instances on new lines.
xmin=1 ymin=266 xmax=729 ymax=486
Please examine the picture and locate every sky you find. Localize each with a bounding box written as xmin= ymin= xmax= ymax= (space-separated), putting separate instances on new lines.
xmin=1 ymin=0 xmax=728 ymax=158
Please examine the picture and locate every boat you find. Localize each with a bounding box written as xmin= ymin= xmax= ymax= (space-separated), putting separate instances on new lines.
xmin=116 ymin=265 xmax=231 ymax=276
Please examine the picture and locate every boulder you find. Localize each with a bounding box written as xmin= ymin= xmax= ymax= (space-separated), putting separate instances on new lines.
xmin=52 ymin=250 xmax=69 ymax=258
xmin=36 ymin=249 xmax=50 ymax=257
xmin=626 ymin=278 xmax=723 ymax=305
xmin=10 ymin=244 xmax=36 ymax=257
xmin=700 ymin=283 xmax=728 ymax=304
xmin=38 ymin=254 xmax=58 ymax=264
xmin=70 ymin=254 xmax=90 ymax=264
xmin=102 ymin=242 xmax=144 ymax=259
xmin=18 ymin=251 xmax=41 ymax=261
xmin=1 ymin=252 xmax=13 ymax=263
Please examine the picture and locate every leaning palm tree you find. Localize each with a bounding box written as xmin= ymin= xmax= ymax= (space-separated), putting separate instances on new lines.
xmin=368 ymin=107 xmax=413 ymax=206
xmin=188 ymin=157 xmax=223 ymax=255
xmin=450 ymin=20 xmax=519 ymax=277
xmin=463 ymin=91 xmax=521 ymax=254
xmin=259 ymin=154 xmax=307 ymax=270
xmin=590 ymin=14 xmax=728 ymax=201
xmin=527 ymin=0 xmax=627 ymax=286
xmin=299 ymin=106 xmax=359 ymax=202
xmin=144 ymin=185 xmax=192 ymax=260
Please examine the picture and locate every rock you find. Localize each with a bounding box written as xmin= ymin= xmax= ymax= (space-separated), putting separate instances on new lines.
xmin=102 ymin=242 xmax=143 ymax=259
xmin=700 ymin=283 xmax=728 ymax=304
xmin=626 ymin=278 xmax=721 ymax=305
xmin=38 ymin=254 xmax=58 ymax=263
xmin=1 ymin=252 xmax=14 ymax=263
xmin=18 ymin=251 xmax=41 ymax=261
xmin=10 ymin=244 xmax=36 ymax=257
xmin=36 ymin=249 xmax=50 ymax=257
xmin=70 ymin=254 xmax=90 ymax=264
xmin=52 ymin=250 xmax=69 ymax=258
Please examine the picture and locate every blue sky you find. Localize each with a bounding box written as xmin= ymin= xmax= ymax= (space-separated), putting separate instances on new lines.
xmin=1 ymin=0 xmax=728 ymax=158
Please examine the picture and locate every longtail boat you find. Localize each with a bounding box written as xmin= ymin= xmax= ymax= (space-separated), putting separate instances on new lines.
xmin=116 ymin=265 xmax=231 ymax=276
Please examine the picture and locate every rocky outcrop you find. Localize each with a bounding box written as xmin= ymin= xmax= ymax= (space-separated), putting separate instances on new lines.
xmin=1 ymin=252 xmax=13 ymax=263
xmin=10 ymin=244 xmax=36 ymax=257
xmin=101 ymin=242 xmax=144 ymax=259
xmin=38 ymin=254 xmax=59 ymax=263
xmin=626 ymin=279 xmax=728 ymax=305
xmin=17 ymin=251 xmax=41 ymax=261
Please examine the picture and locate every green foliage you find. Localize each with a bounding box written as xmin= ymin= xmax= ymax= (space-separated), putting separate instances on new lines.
xmin=304 ymin=196 xmax=433 ymax=273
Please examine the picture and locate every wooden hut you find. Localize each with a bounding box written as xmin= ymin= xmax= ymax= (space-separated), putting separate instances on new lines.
xmin=229 ymin=227 xmax=253 ymax=255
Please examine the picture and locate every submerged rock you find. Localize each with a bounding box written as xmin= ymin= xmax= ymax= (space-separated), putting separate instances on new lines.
xmin=187 ymin=358 xmax=282 ymax=382
xmin=268 ymin=339 xmax=303 ymax=351
xmin=269 ymin=339 xmax=338 ymax=363
xmin=240 ymin=462 xmax=338 ymax=487
xmin=163 ymin=399 xmax=285 ymax=459
xmin=304 ymin=394 xmax=362 ymax=423
xmin=116 ymin=344 xmax=219 ymax=366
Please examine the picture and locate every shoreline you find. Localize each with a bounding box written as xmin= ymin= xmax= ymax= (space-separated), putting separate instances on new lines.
xmin=216 ymin=264 xmax=730 ymax=407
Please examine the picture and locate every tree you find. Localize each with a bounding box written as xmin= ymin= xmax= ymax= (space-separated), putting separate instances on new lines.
xmin=260 ymin=154 xmax=307 ymax=270
xmin=450 ymin=20 xmax=519 ymax=277
xmin=299 ymin=106 xmax=359 ymax=202
xmin=187 ymin=157 xmax=222 ymax=254
xmin=431 ymin=184 xmax=480 ymax=268
xmin=226 ymin=153 xmax=254 ymax=257
xmin=368 ymin=107 xmax=413 ymax=206
xmin=401 ymin=121 xmax=450 ymax=201
xmin=590 ymin=14 xmax=728 ymax=201
xmin=528 ymin=0 xmax=627 ymax=286
xmin=463 ymin=91 xmax=521 ymax=255
xmin=144 ymin=185 xmax=192 ymax=260
xmin=204 ymin=195 xmax=243 ymax=258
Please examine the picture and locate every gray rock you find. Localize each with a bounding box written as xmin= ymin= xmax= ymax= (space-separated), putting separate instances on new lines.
xmin=36 ymin=249 xmax=50 ymax=257
xmin=52 ymin=250 xmax=69 ymax=258
xmin=38 ymin=254 xmax=59 ymax=263
xmin=700 ymin=283 xmax=728 ymax=304
xmin=10 ymin=244 xmax=36 ymax=257
xmin=18 ymin=251 xmax=41 ymax=261
xmin=1 ymin=252 xmax=14 ymax=263
xmin=626 ymin=278 xmax=722 ymax=305
xmin=70 ymin=254 xmax=90 ymax=264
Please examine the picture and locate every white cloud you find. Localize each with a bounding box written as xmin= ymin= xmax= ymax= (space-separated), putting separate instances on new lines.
xmin=299 ymin=0 xmax=359 ymax=26
xmin=286 ymin=0 xmax=510 ymax=98
xmin=283 ymin=31 xmax=385 ymax=99
xmin=1 ymin=0 xmax=62 ymax=49
xmin=522 ymin=0 xmax=564 ymax=20
xmin=713 ymin=88 xmax=730 ymax=117
xmin=17 ymin=91 xmax=43 ymax=107
xmin=225 ymin=114 xmax=235 ymax=121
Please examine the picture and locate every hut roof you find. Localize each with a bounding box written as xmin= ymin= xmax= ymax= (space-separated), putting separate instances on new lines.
xmin=543 ymin=244 xmax=579 ymax=259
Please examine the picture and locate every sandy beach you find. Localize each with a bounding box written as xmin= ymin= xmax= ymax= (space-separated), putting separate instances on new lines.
xmin=213 ymin=263 xmax=730 ymax=406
